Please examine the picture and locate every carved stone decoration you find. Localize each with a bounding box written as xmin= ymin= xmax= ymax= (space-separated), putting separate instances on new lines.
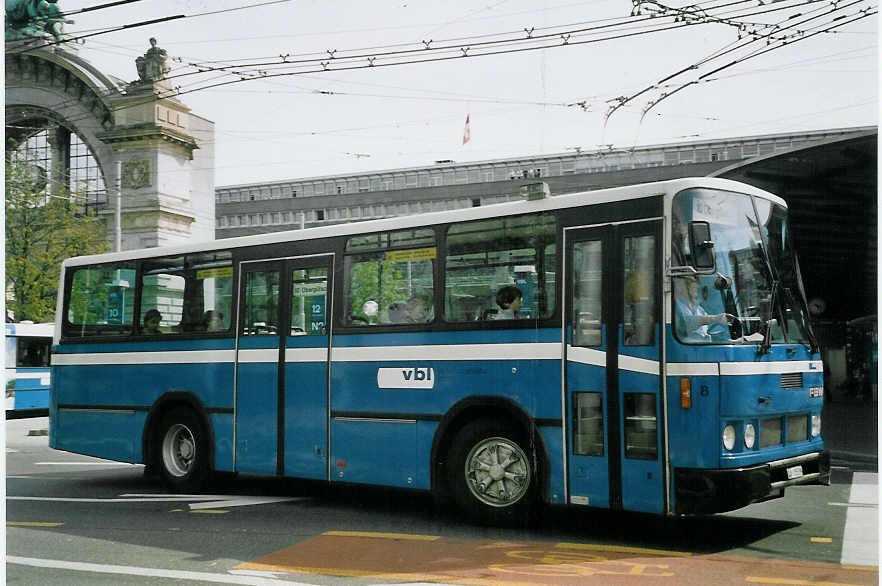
xmin=5 ymin=0 xmax=72 ymax=41
xmin=135 ymin=38 xmax=170 ymax=83
xmin=121 ymin=159 xmax=151 ymax=189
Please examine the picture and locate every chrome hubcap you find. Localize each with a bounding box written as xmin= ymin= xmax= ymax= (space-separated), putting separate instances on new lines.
xmin=162 ymin=423 xmax=195 ymax=478
xmin=464 ymin=436 xmax=530 ymax=507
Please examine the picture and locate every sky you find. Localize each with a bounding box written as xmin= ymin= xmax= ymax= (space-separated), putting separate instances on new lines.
xmin=55 ymin=0 xmax=877 ymax=187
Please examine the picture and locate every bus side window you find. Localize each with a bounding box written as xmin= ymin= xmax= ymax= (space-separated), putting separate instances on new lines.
xmin=343 ymin=229 xmax=435 ymax=327
xmin=17 ymin=338 xmax=50 ymax=367
xmin=140 ymin=252 xmax=233 ymax=336
xmin=622 ymin=235 xmax=656 ymax=346
xmin=445 ymin=213 xmax=556 ymax=322
xmin=65 ymin=263 xmax=137 ymax=337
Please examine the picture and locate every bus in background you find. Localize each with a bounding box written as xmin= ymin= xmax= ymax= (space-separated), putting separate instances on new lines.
xmin=6 ymin=322 xmax=53 ymax=418
xmin=49 ymin=177 xmax=829 ymax=524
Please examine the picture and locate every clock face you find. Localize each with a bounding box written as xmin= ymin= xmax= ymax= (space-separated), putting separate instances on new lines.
xmin=808 ymin=298 xmax=826 ymax=316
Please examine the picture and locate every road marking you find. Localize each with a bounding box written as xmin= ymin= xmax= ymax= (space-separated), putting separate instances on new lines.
xmin=746 ymin=578 xmax=865 ymax=585
xmin=841 ymin=472 xmax=879 ymax=567
xmin=323 ymin=531 xmax=440 ymax=541
xmin=828 ymin=502 xmax=877 ymax=508
xmin=811 ymin=537 xmax=834 ymax=543
xmin=7 ymin=522 xmax=63 ymax=527
xmin=555 ymin=541 xmax=693 ymax=557
xmin=7 ymin=556 xmax=315 ymax=585
xmin=8 ymin=496 xmax=220 ymax=503
xmin=8 ymin=494 xmax=306 ymax=509
xmin=188 ymin=497 xmax=306 ymax=510
xmin=34 ymin=461 xmax=138 ymax=466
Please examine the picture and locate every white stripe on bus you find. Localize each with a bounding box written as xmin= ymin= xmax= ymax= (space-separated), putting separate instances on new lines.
xmin=52 ymin=350 xmax=236 ymax=366
xmin=50 ymin=348 xmax=819 ymax=378
xmin=11 ymin=371 xmax=50 ymax=379
xmin=719 ymin=360 xmax=822 ymax=375
xmin=667 ymin=363 xmax=720 ymax=376
xmin=332 ymin=343 xmax=562 ymax=362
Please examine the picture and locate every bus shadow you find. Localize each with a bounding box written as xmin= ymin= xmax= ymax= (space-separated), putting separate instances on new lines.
xmin=71 ymin=469 xmax=799 ymax=557
xmin=535 ymin=505 xmax=798 ymax=554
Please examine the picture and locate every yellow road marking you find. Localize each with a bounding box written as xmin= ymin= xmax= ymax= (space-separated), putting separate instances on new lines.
xmin=237 ymin=561 xmax=539 ymax=586
xmin=747 ymin=577 xmax=867 ymax=585
xmin=190 ymin=509 xmax=228 ymax=514
xmin=555 ymin=541 xmax=693 ymax=557
xmin=322 ymin=530 xmax=440 ymax=541
xmin=811 ymin=537 xmax=834 ymax=543
xmin=7 ymin=521 xmax=63 ymax=527
xmin=838 ymin=564 xmax=879 ymax=572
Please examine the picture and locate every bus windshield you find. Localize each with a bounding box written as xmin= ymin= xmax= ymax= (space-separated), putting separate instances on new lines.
xmin=672 ymin=188 xmax=812 ymax=346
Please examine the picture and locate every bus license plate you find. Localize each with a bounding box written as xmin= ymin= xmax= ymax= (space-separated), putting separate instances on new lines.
xmin=786 ymin=465 xmax=803 ymax=480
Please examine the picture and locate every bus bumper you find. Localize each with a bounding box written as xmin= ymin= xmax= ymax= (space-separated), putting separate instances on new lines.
xmin=674 ymin=451 xmax=831 ymax=515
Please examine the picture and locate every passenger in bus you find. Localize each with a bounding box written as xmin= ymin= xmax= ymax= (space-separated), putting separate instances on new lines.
xmin=181 ymin=304 xmax=205 ymax=332
xmin=387 ymin=302 xmax=407 ymax=323
xmin=143 ymin=309 xmax=162 ymax=334
xmin=674 ymin=276 xmax=732 ymax=342
xmin=494 ymin=285 xmax=523 ymax=320
xmin=203 ymin=310 xmax=224 ymax=331
xmin=404 ymin=296 xmax=432 ymax=323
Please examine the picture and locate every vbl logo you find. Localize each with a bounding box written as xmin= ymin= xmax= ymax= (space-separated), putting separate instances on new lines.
xmin=377 ymin=366 xmax=435 ymax=389
xmin=402 ymin=367 xmax=432 ymax=381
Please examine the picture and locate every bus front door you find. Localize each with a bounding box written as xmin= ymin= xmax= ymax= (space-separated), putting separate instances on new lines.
xmin=236 ymin=256 xmax=332 ymax=479
xmin=565 ymin=220 xmax=664 ymax=514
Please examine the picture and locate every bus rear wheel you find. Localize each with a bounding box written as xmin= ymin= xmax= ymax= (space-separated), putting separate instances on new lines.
xmin=157 ymin=407 xmax=209 ymax=492
xmin=448 ymin=418 xmax=535 ymax=525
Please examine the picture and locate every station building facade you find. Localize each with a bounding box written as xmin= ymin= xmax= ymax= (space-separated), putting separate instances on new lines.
xmin=215 ymin=126 xmax=868 ymax=238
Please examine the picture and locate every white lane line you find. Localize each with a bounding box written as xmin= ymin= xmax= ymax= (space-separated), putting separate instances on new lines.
xmin=8 ymin=494 xmax=307 ymax=509
xmin=840 ymin=472 xmax=878 ymax=567
xmin=34 ymin=462 xmax=141 ymax=466
xmin=7 ymin=556 xmax=312 ymax=585
xmin=8 ymin=497 xmax=214 ymax=503
xmin=188 ymin=497 xmax=306 ymax=510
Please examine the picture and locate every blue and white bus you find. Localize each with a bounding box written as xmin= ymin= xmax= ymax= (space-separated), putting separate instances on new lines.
xmin=50 ymin=177 xmax=829 ymax=522
xmin=6 ymin=322 xmax=53 ymax=417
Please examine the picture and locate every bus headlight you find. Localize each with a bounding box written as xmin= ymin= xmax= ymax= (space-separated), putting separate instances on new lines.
xmin=744 ymin=423 xmax=756 ymax=449
xmin=811 ymin=415 xmax=821 ymax=437
xmin=723 ymin=425 xmax=736 ymax=451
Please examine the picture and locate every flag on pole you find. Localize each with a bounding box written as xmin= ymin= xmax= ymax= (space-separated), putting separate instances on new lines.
xmin=462 ymin=114 xmax=470 ymax=145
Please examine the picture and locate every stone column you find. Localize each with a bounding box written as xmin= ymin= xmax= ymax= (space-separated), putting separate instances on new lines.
xmin=97 ymin=83 xmax=212 ymax=250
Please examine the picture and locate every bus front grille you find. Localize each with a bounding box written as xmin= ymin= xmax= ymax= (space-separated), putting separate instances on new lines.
xmin=781 ymin=372 xmax=803 ymax=389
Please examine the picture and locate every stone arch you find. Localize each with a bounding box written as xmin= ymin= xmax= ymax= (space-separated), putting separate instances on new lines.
xmin=6 ymin=49 xmax=123 ymax=201
xmin=5 ymin=45 xmax=216 ymax=250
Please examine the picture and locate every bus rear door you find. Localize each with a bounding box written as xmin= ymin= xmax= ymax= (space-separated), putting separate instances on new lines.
xmin=565 ymin=220 xmax=665 ymax=513
xmin=236 ymin=255 xmax=332 ymax=479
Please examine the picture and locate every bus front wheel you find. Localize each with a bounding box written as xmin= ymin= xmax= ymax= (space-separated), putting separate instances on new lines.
xmin=157 ymin=408 xmax=209 ymax=492
xmin=448 ymin=418 xmax=535 ymax=525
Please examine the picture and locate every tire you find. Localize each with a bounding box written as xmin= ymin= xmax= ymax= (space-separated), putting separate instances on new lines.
xmin=447 ymin=418 xmax=537 ymax=525
xmin=156 ymin=407 xmax=209 ymax=492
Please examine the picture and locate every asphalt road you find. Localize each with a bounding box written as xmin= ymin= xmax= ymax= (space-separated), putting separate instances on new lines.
xmin=5 ymin=417 xmax=878 ymax=585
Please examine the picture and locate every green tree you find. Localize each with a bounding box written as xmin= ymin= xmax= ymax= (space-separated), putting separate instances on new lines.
xmin=5 ymin=155 xmax=109 ymax=322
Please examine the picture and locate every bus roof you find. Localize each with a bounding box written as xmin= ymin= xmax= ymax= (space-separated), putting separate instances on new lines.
xmin=6 ymin=322 xmax=54 ymax=338
xmin=61 ymin=176 xmax=786 ymax=267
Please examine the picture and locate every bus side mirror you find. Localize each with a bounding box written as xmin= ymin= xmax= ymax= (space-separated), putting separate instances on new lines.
xmin=689 ymin=221 xmax=715 ymax=270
